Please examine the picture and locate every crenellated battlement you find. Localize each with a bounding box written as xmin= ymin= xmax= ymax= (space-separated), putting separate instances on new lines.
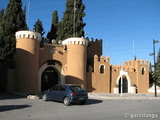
xmin=111 ymin=65 xmax=135 ymax=72
xmin=88 ymin=38 xmax=102 ymax=43
xmin=123 ymin=59 xmax=149 ymax=67
xmin=15 ymin=30 xmax=41 ymax=40
xmin=94 ymin=54 xmax=110 ymax=63
xmin=112 ymin=59 xmax=149 ymax=72
xmin=62 ymin=37 xmax=88 ymax=46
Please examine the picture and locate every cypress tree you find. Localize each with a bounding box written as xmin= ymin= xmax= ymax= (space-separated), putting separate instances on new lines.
xmin=149 ymin=62 xmax=154 ymax=86
xmin=33 ymin=19 xmax=45 ymax=47
xmin=155 ymin=49 xmax=160 ymax=85
xmin=47 ymin=10 xmax=59 ymax=43
xmin=57 ymin=0 xmax=86 ymax=40
xmin=0 ymin=9 xmax=5 ymax=22
xmin=0 ymin=9 xmax=5 ymax=57
xmin=0 ymin=0 xmax=27 ymax=68
xmin=75 ymin=0 xmax=86 ymax=37
xmin=56 ymin=21 xmax=64 ymax=41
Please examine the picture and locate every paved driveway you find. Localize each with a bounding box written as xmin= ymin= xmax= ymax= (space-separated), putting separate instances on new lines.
xmin=0 ymin=94 xmax=160 ymax=120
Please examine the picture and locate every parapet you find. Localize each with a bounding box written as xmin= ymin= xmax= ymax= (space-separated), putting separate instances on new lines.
xmin=89 ymin=38 xmax=102 ymax=43
xmin=15 ymin=30 xmax=41 ymax=40
xmin=123 ymin=59 xmax=149 ymax=67
xmin=94 ymin=54 xmax=110 ymax=63
xmin=62 ymin=37 xmax=88 ymax=46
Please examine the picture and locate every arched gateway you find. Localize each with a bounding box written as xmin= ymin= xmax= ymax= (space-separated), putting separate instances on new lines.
xmin=41 ymin=66 xmax=59 ymax=91
xmin=38 ymin=62 xmax=65 ymax=92
xmin=114 ymin=73 xmax=132 ymax=93
xmin=118 ymin=76 xmax=128 ymax=93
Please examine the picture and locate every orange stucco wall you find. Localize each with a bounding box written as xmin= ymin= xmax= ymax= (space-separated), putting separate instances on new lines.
xmin=16 ymin=36 xmax=40 ymax=93
xmin=12 ymin=30 xmax=150 ymax=94
xmin=86 ymin=55 xmax=111 ymax=93
xmin=65 ymin=41 xmax=87 ymax=89
xmin=110 ymin=60 xmax=149 ymax=93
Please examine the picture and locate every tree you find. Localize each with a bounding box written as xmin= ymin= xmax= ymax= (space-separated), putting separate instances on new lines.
xmin=47 ymin=10 xmax=59 ymax=43
xmin=155 ymin=49 xmax=160 ymax=86
xmin=56 ymin=21 xmax=64 ymax=41
xmin=149 ymin=62 xmax=154 ymax=86
xmin=0 ymin=0 xmax=27 ymax=68
xmin=74 ymin=0 xmax=86 ymax=37
xmin=0 ymin=9 xmax=5 ymax=59
xmin=57 ymin=0 xmax=86 ymax=40
xmin=0 ymin=9 xmax=5 ymax=22
xmin=134 ymin=55 xmax=137 ymax=60
xmin=33 ymin=19 xmax=45 ymax=47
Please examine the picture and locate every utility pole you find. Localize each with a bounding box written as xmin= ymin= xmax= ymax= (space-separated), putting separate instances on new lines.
xmin=73 ymin=0 xmax=76 ymax=37
xmin=27 ymin=0 xmax=30 ymax=29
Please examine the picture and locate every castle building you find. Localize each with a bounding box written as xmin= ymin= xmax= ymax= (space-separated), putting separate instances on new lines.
xmin=6 ymin=30 xmax=149 ymax=94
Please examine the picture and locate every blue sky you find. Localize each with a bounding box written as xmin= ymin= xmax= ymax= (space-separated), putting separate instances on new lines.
xmin=1 ymin=0 xmax=160 ymax=65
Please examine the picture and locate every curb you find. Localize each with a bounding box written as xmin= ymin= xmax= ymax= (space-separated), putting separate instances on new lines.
xmin=9 ymin=92 xmax=160 ymax=100
xmin=88 ymin=96 xmax=160 ymax=100
xmin=88 ymin=93 xmax=160 ymax=100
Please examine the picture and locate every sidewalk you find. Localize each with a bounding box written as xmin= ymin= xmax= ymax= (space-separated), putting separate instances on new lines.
xmin=2 ymin=92 xmax=160 ymax=100
xmin=88 ymin=93 xmax=160 ymax=100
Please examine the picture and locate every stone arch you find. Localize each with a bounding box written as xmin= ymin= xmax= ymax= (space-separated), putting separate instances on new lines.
xmin=115 ymin=74 xmax=131 ymax=93
xmin=118 ymin=76 xmax=128 ymax=93
xmin=38 ymin=62 xmax=65 ymax=92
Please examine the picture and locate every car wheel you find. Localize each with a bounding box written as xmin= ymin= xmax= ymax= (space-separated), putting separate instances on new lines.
xmin=42 ymin=94 xmax=48 ymax=101
xmin=63 ymin=97 xmax=71 ymax=106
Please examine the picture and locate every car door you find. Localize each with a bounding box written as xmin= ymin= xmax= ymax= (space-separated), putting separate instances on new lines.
xmin=48 ymin=85 xmax=59 ymax=101
xmin=57 ymin=85 xmax=66 ymax=101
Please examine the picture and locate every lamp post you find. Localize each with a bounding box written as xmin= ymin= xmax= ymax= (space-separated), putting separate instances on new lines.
xmin=149 ymin=39 xmax=159 ymax=97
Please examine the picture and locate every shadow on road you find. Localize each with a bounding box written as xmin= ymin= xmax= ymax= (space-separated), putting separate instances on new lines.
xmin=85 ymin=99 xmax=103 ymax=105
xmin=0 ymin=105 xmax=31 ymax=112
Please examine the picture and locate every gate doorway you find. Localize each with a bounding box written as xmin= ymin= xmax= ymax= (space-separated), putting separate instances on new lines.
xmin=119 ymin=76 xmax=128 ymax=93
xmin=41 ymin=66 xmax=59 ymax=91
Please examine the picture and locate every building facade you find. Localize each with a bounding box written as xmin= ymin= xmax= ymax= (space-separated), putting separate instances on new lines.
xmin=7 ymin=30 xmax=149 ymax=94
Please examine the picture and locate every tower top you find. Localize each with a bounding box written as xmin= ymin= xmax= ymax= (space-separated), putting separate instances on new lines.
xmin=15 ymin=30 xmax=41 ymax=40
xmin=62 ymin=37 xmax=88 ymax=46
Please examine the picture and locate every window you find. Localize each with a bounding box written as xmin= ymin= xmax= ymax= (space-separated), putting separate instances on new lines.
xmin=60 ymin=86 xmax=66 ymax=91
xmin=70 ymin=86 xmax=85 ymax=92
xmin=142 ymin=67 xmax=145 ymax=75
xmin=100 ymin=65 xmax=105 ymax=74
xmin=51 ymin=86 xmax=59 ymax=91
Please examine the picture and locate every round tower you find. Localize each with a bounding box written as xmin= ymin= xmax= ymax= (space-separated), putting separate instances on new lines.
xmin=15 ymin=30 xmax=41 ymax=93
xmin=62 ymin=37 xmax=88 ymax=88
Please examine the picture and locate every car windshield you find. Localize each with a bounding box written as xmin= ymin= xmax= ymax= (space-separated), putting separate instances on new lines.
xmin=70 ymin=86 xmax=85 ymax=92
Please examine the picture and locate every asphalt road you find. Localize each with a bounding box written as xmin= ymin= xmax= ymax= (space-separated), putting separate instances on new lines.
xmin=0 ymin=94 xmax=160 ymax=120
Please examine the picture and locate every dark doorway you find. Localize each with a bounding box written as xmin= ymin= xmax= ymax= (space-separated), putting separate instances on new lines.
xmin=119 ymin=76 xmax=128 ymax=93
xmin=41 ymin=67 xmax=59 ymax=91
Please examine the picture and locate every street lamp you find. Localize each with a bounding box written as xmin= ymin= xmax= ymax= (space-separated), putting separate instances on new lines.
xmin=149 ymin=39 xmax=159 ymax=97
